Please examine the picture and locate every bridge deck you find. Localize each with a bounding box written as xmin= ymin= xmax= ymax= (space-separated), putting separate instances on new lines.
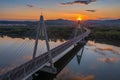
xmin=0 ymin=28 xmax=90 ymax=80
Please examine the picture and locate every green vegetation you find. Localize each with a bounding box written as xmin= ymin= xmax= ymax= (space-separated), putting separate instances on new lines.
xmin=0 ymin=26 xmax=120 ymax=46
xmin=47 ymin=26 xmax=75 ymax=40
xmin=89 ymin=27 xmax=120 ymax=46
xmin=0 ymin=26 xmax=77 ymax=40
xmin=0 ymin=26 xmax=34 ymax=36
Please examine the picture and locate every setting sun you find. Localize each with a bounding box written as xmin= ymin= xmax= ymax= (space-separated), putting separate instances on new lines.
xmin=77 ymin=17 xmax=82 ymax=21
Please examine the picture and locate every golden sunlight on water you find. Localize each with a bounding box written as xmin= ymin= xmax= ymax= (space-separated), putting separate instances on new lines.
xmin=0 ymin=36 xmax=66 ymax=75
xmin=54 ymin=68 xmax=94 ymax=80
xmin=87 ymin=40 xmax=120 ymax=55
xmin=98 ymin=57 xmax=120 ymax=64
xmin=87 ymin=41 xmax=96 ymax=46
xmin=86 ymin=40 xmax=120 ymax=64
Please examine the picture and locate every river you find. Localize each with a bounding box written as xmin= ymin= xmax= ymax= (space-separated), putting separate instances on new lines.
xmin=32 ymin=41 xmax=120 ymax=80
xmin=0 ymin=36 xmax=66 ymax=75
xmin=0 ymin=36 xmax=120 ymax=80
xmin=53 ymin=41 xmax=120 ymax=80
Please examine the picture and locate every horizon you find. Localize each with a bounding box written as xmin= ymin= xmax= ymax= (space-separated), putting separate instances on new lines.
xmin=0 ymin=0 xmax=120 ymax=20
xmin=0 ymin=18 xmax=120 ymax=22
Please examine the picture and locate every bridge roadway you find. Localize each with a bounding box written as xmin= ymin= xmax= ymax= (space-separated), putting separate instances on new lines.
xmin=0 ymin=28 xmax=91 ymax=80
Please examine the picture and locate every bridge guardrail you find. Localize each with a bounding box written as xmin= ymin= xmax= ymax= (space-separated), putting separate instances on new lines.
xmin=0 ymin=27 xmax=91 ymax=80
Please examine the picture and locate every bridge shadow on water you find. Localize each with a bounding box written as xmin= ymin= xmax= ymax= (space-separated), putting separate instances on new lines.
xmin=32 ymin=43 xmax=85 ymax=80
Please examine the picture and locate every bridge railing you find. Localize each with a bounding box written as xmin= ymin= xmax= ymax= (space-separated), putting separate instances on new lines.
xmin=0 ymin=27 xmax=91 ymax=80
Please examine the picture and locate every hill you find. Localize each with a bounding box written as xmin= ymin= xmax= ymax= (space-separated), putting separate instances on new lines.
xmin=0 ymin=19 xmax=120 ymax=28
xmin=0 ymin=19 xmax=77 ymax=27
xmin=83 ymin=19 xmax=120 ymax=28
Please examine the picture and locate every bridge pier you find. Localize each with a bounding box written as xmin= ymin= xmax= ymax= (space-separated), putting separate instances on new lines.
xmin=77 ymin=40 xmax=87 ymax=45
xmin=40 ymin=66 xmax=57 ymax=74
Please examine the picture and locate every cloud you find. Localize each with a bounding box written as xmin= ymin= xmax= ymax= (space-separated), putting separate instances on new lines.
xmin=0 ymin=64 xmax=17 ymax=74
xmin=94 ymin=46 xmax=120 ymax=56
xmin=55 ymin=68 xmax=95 ymax=80
xmin=86 ymin=10 xmax=96 ymax=12
xmin=61 ymin=0 xmax=96 ymax=5
xmin=94 ymin=49 xmax=106 ymax=55
xmin=27 ymin=4 xmax=34 ymax=8
xmin=96 ymin=47 xmax=113 ymax=51
xmin=22 ymin=56 xmax=32 ymax=60
xmin=98 ymin=17 xmax=114 ymax=20
xmin=87 ymin=40 xmax=96 ymax=46
xmin=98 ymin=57 xmax=120 ymax=64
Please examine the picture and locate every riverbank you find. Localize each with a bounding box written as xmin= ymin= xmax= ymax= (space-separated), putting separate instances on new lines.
xmin=0 ymin=26 xmax=120 ymax=46
xmin=88 ymin=27 xmax=120 ymax=47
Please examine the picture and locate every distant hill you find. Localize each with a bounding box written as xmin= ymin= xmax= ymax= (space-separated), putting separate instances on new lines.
xmin=0 ymin=19 xmax=120 ymax=28
xmin=45 ymin=19 xmax=77 ymax=27
xmin=0 ymin=20 xmax=34 ymax=24
xmin=83 ymin=19 xmax=120 ymax=28
xmin=0 ymin=19 xmax=77 ymax=27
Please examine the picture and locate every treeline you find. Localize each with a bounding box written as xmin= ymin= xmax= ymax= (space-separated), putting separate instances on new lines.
xmin=0 ymin=26 xmax=78 ymax=40
xmin=1 ymin=26 xmax=120 ymax=46
xmin=47 ymin=26 xmax=76 ymax=40
xmin=0 ymin=26 xmax=34 ymax=36
xmin=89 ymin=27 xmax=120 ymax=46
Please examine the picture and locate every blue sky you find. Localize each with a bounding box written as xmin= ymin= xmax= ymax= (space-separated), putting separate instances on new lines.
xmin=0 ymin=0 xmax=120 ymax=20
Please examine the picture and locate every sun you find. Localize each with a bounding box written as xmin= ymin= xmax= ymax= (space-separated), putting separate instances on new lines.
xmin=77 ymin=17 xmax=82 ymax=21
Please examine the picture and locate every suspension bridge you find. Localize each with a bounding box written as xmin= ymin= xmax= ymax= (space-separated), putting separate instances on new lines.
xmin=0 ymin=15 xmax=91 ymax=80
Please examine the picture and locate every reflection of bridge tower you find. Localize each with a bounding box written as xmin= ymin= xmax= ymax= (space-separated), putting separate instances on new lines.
xmin=33 ymin=15 xmax=56 ymax=71
xmin=76 ymin=47 xmax=84 ymax=65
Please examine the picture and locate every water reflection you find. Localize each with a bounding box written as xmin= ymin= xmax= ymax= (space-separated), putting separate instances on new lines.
xmin=98 ymin=57 xmax=120 ymax=64
xmin=67 ymin=40 xmax=120 ymax=80
xmin=54 ymin=46 xmax=95 ymax=80
xmin=0 ymin=32 xmax=69 ymax=42
xmin=55 ymin=68 xmax=94 ymax=80
xmin=87 ymin=40 xmax=95 ymax=46
xmin=22 ymin=55 xmax=32 ymax=61
xmin=0 ymin=64 xmax=17 ymax=74
xmin=86 ymin=40 xmax=120 ymax=55
xmin=76 ymin=47 xmax=84 ymax=65
xmin=32 ymin=44 xmax=85 ymax=80
xmin=1 ymin=38 xmax=120 ymax=80
xmin=0 ymin=36 xmax=65 ymax=75
xmin=41 ymin=40 xmax=120 ymax=80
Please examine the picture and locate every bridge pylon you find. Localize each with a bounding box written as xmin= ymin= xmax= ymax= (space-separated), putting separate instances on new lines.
xmin=33 ymin=15 xmax=57 ymax=73
xmin=74 ymin=19 xmax=85 ymax=46
xmin=74 ymin=18 xmax=84 ymax=37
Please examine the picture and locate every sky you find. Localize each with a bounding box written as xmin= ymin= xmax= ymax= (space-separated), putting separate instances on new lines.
xmin=0 ymin=0 xmax=120 ymax=21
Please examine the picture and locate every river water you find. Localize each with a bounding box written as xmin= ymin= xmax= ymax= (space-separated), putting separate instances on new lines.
xmin=53 ymin=41 xmax=120 ymax=80
xmin=0 ymin=36 xmax=66 ymax=75
xmin=0 ymin=36 xmax=120 ymax=80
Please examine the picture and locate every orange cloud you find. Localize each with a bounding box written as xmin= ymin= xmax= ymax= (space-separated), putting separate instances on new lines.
xmin=22 ymin=55 xmax=32 ymax=60
xmin=97 ymin=47 xmax=113 ymax=51
xmin=0 ymin=64 xmax=17 ymax=75
xmin=98 ymin=57 xmax=120 ymax=64
xmin=87 ymin=40 xmax=96 ymax=46
xmin=55 ymin=68 xmax=95 ymax=80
